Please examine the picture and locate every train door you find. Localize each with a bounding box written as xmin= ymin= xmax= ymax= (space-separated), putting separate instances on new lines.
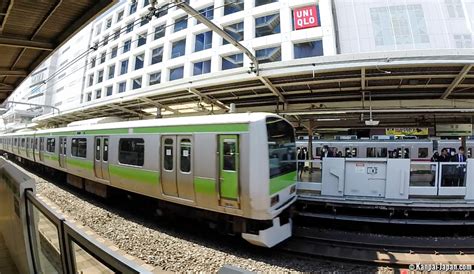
xmin=160 ymin=136 xmax=195 ymax=200
xmin=39 ymin=137 xmax=44 ymax=162
xmin=59 ymin=137 xmax=67 ymax=168
xmin=94 ymin=136 xmax=110 ymax=181
xmin=218 ymin=135 xmax=240 ymax=208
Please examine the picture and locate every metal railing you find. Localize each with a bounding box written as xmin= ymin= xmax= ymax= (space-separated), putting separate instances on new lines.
xmin=409 ymin=162 xmax=467 ymax=196
xmin=296 ymin=159 xmax=322 ymax=193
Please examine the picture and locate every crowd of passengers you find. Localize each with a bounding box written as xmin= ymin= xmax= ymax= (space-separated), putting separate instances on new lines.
xmin=430 ymin=146 xmax=467 ymax=187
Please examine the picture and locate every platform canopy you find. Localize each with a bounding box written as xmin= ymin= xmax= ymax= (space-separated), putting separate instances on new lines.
xmin=0 ymin=0 xmax=117 ymax=102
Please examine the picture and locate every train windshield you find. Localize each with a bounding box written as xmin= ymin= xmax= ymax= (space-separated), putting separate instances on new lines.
xmin=266 ymin=117 xmax=296 ymax=178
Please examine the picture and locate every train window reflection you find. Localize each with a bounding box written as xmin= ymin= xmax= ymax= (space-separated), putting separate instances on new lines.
xmin=418 ymin=148 xmax=428 ymax=158
xmin=71 ymin=138 xmax=87 ymax=158
xmin=47 ymin=138 xmax=56 ymax=153
xmin=119 ymin=138 xmax=144 ymax=166
xmin=163 ymin=138 xmax=174 ymax=171
xmin=180 ymin=139 xmax=191 ymax=173
xmin=223 ymin=140 xmax=236 ymax=171
xmin=367 ymin=147 xmax=387 ymax=158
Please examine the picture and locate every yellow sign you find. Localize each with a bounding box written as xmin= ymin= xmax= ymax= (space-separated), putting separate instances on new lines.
xmin=385 ymin=128 xmax=429 ymax=136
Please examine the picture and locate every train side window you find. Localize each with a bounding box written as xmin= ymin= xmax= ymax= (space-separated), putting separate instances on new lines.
xmin=315 ymin=147 xmax=322 ymax=157
xmin=367 ymin=147 xmax=376 ymax=158
xmin=71 ymin=138 xmax=87 ymax=158
xmin=180 ymin=138 xmax=191 ymax=173
xmin=46 ymin=138 xmax=55 ymax=153
xmin=119 ymin=138 xmax=144 ymax=166
xmin=418 ymin=148 xmax=428 ymax=158
xmin=103 ymin=139 xmax=109 ymax=162
xmin=352 ymin=148 xmax=358 ymax=157
xmin=468 ymin=148 xmax=472 ymax=158
xmin=163 ymin=138 xmax=174 ymax=171
xmin=40 ymin=138 xmax=45 ymax=151
xmin=95 ymin=139 xmax=101 ymax=160
xmin=21 ymin=138 xmax=25 ymax=148
xmin=377 ymin=148 xmax=387 ymax=157
xmin=223 ymin=140 xmax=236 ymax=171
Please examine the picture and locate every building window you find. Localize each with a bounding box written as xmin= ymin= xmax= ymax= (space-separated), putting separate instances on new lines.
xmin=96 ymin=24 xmax=101 ymax=35
xmin=111 ymin=46 xmax=118 ymax=58
xmin=154 ymin=25 xmax=165 ymax=40
xmin=174 ymin=16 xmax=188 ymax=32
xmin=135 ymin=54 xmax=144 ymax=70
xmin=149 ymin=72 xmax=161 ymax=85
xmin=255 ymin=0 xmax=277 ymax=6
xmin=108 ymin=64 xmax=115 ymax=79
xmin=151 ymin=47 xmax=163 ymax=64
xmin=129 ymin=2 xmax=137 ymax=15
xmin=46 ymin=138 xmax=55 ymax=153
xmin=143 ymin=0 xmax=150 ymax=7
xmin=222 ymin=53 xmax=243 ymax=70
xmin=171 ymin=39 xmax=186 ymax=58
xmin=224 ymin=0 xmax=244 ymax=15
xmin=141 ymin=16 xmax=149 ymax=26
xmin=223 ymin=22 xmax=243 ymax=45
xmin=95 ymin=89 xmax=101 ymax=99
xmin=193 ymin=60 xmax=211 ymax=75
xmin=446 ymin=0 xmax=464 ymax=18
xmin=119 ymin=138 xmax=144 ymax=166
xmin=88 ymin=74 xmax=94 ymax=86
xmin=294 ymin=40 xmax=323 ymax=59
xmin=256 ymin=46 xmax=281 ymax=63
xmin=100 ymin=52 xmax=106 ymax=63
xmin=86 ymin=92 xmax=92 ymax=101
xmin=97 ymin=70 xmax=104 ymax=83
xmin=123 ymin=40 xmax=131 ymax=53
xmin=155 ymin=6 xmax=168 ymax=18
xmin=106 ymin=86 xmax=113 ymax=96
xmin=114 ymin=29 xmax=120 ymax=40
xmin=118 ymin=82 xmax=126 ymax=93
xmin=71 ymin=138 xmax=87 ymax=158
xmin=255 ymin=14 xmax=280 ymax=37
xmin=126 ymin=22 xmax=134 ymax=33
xmin=454 ymin=34 xmax=473 ymax=48
xmin=197 ymin=6 xmax=214 ymax=24
xmin=120 ymin=59 xmax=129 ymax=75
xmin=90 ymin=57 xmax=96 ymax=68
xmin=195 ymin=31 xmax=212 ymax=52
xmin=169 ymin=66 xmax=184 ymax=81
xmin=117 ymin=10 xmax=124 ymax=22
xmin=137 ymin=33 xmax=147 ymax=47
xmin=103 ymin=35 xmax=109 ymax=46
xmin=106 ymin=18 xmax=112 ymax=29
xmin=132 ymin=77 xmax=142 ymax=89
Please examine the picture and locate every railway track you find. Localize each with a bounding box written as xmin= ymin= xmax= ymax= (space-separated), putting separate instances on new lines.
xmin=280 ymin=226 xmax=474 ymax=266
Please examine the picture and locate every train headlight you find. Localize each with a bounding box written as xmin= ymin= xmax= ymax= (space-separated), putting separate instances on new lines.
xmin=290 ymin=185 xmax=296 ymax=194
xmin=270 ymin=194 xmax=279 ymax=207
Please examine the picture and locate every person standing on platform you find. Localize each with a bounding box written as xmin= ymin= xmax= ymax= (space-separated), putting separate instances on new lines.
xmin=297 ymin=148 xmax=305 ymax=180
xmin=430 ymin=151 xmax=439 ymax=186
xmin=439 ymin=148 xmax=450 ymax=186
xmin=451 ymin=146 xmax=467 ymax=187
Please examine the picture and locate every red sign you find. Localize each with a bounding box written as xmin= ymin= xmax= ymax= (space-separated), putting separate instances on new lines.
xmin=293 ymin=6 xmax=320 ymax=30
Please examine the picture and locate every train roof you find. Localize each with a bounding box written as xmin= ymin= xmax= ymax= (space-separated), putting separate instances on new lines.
xmin=1 ymin=112 xmax=283 ymax=136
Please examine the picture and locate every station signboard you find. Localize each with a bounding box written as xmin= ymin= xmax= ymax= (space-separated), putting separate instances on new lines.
xmin=385 ymin=128 xmax=429 ymax=136
xmin=293 ymin=6 xmax=320 ymax=30
xmin=436 ymin=124 xmax=473 ymax=137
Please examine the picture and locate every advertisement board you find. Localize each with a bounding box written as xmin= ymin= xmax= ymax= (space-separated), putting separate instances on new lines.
xmin=293 ymin=6 xmax=320 ymax=30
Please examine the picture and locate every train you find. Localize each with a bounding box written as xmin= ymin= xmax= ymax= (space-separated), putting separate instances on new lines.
xmin=0 ymin=113 xmax=297 ymax=248
xmin=296 ymin=138 xmax=473 ymax=160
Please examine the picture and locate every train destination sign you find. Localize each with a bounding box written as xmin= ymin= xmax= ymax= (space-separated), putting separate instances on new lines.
xmin=293 ymin=6 xmax=320 ymax=30
xmin=436 ymin=124 xmax=473 ymax=137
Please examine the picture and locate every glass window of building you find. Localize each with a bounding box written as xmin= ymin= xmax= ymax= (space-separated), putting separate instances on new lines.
xmin=120 ymin=59 xmax=129 ymax=75
xmin=141 ymin=17 xmax=149 ymax=26
xmin=224 ymin=0 xmax=244 ymax=15
xmin=143 ymin=0 xmax=149 ymax=6
xmin=123 ymin=39 xmax=131 ymax=53
xmin=108 ymin=64 xmax=115 ymax=79
xmin=155 ymin=6 xmax=168 ymax=18
xmin=171 ymin=39 xmax=186 ymax=58
xmin=197 ymin=6 xmax=214 ymax=24
xmin=195 ymin=31 xmax=212 ymax=52
xmin=118 ymin=81 xmax=126 ymax=93
xmin=222 ymin=53 xmax=243 ymax=70
xmin=193 ymin=60 xmax=211 ymax=75
xmin=149 ymin=72 xmax=161 ymax=85
xmin=154 ymin=25 xmax=165 ymax=40
xmin=86 ymin=92 xmax=92 ymax=101
xmin=97 ymin=70 xmax=104 ymax=83
xmin=111 ymin=46 xmax=118 ymax=58
xmin=256 ymin=46 xmax=281 ymax=63
xmin=106 ymin=18 xmax=112 ymax=29
xmin=114 ymin=29 xmax=120 ymax=40
xmin=446 ymin=0 xmax=464 ymax=18
xmin=88 ymin=74 xmax=94 ymax=86
xmin=255 ymin=0 xmax=277 ymax=6
xmin=129 ymin=2 xmax=137 ymax=15
xmin=90 ymin=57 xmax=96 ymax=68
xmin=117 ymin=10 xmax=124 ymax=22
xmin=255 ymin=14 xmax=280 ymax=37
xmin=137 ymin=32 xmax=147 ymax=47
xmin=454 ymin=34 xmax=473 ymax=48
xmin=95 ymin=89 xmax=101 ymax=99
xmin=126 ymin=22 xmax=134 ymax=33
xmin=135 ymin=54 xmax=144 ymax=70
xmin=151 ymin=46 xmax=163 ymax=64
xmin=103 ymin=35 xmax=109 ymax=46
xmin=223 ymin=22 xmax=244 ymax=45
xmin=100 ymin=52 xmax=106 ymax=63
xmin=294 ymin=40 xmax=323 ymax=59
xmin=169 ymin=66 xmax=184 ymax=81
xmin=174 ymin=16 xmax=188 ymax=32
xmin=106 ymin=86 xmax=113 ymax=96
xmin=132 ymin=77 xmax=142 ymax=90
xmin=95 ymin=24 xmax=101 ymax=35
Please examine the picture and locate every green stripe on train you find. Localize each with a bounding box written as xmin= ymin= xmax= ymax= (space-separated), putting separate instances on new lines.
xmin=194 ymin=177 xmax=216 ymax=195
xmin=109 ymin=165 xmax=159 ymax=185
xmin=133 ymin=123 xmax=249 ymax=134
xmin=67 ymin=158 xmax=94 ymax=170
xmin=269 ymin=171 xmax=296 ymax=195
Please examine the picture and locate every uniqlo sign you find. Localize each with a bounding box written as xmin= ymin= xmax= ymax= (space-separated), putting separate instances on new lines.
xmin=293 ymin=6 xmax=320 ymax=30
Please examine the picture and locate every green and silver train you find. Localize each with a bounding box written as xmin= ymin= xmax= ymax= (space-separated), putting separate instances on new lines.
xmin=0 ymin=113 xmax=297 ymax=247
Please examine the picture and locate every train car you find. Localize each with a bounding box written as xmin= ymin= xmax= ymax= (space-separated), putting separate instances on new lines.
xmin=0 ymin=113 xmax=297 ymax=247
